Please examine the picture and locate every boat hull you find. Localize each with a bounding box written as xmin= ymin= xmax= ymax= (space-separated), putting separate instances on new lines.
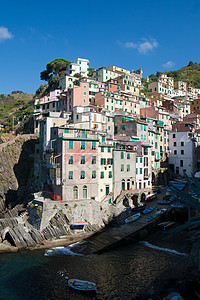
xmin=125 ymin=213 xmax=141 ymax=224
xmin=67 ymin=278 xmax=97 ymax=292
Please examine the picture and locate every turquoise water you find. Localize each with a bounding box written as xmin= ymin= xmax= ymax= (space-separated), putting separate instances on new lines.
xmin=0 ymin=242 xmax=187 ymax=300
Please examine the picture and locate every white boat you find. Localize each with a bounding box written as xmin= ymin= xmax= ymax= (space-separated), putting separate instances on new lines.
xmin=65 ymin=276 xmax=97 ymax=292
xmin=125 ymin=213 xmax=141 ymax=224
xmin=155 ymin=208 xmax=167 ymax=215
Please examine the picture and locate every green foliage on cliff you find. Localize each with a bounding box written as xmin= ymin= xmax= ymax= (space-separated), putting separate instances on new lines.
xmin=0 ymin=91 xmax=34 ymax=133
xmin=148 ymin=61 xmax=200 ymax=88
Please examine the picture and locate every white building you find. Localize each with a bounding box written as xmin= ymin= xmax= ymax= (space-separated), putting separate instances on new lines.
xmin=66 ymin=58 xmax=89 ymax=77
xmin=92 ymin=67 xmax=120 ymax=82
xmin=168 ymin=131 xmax=197 ymax=176
xmin=58 ymin=75 xmax=77 ymax=90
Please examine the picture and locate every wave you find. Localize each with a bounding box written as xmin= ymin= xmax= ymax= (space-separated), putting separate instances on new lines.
xmin=139 ymin=241 xmax=188 ymax=256
xmin=44 ymin=246 xmax=83 ymax=256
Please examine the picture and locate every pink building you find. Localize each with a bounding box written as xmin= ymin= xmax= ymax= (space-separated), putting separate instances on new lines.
xmin=49 ymin=127 xmax=99 ymax=201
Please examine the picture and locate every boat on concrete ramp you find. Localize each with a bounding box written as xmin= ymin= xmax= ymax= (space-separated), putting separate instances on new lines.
xmin=65 ymin=276 xmax=97 ymax=292
xmin=125 ymin=213 xmax=141 ymax=224
xmin=142 ymin=207 xmax=154 ymax=215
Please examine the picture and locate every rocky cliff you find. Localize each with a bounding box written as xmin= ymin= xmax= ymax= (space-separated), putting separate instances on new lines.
xmin=0 ymin=134 xmax=39 ymax=215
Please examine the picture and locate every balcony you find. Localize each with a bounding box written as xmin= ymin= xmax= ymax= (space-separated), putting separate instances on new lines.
xmin=59 ymin=132 xmax=99 ymax=140
xmin=34 ymin=108 xmax=42 ymax=114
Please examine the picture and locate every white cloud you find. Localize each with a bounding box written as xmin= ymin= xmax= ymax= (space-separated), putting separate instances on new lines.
xmin=0 ymin=26 xmax=13 ymax=41
xmin=118 ymin=38 xmax=158 ymax=54
xmin=162 ymin=60 xmax=175 ymax=69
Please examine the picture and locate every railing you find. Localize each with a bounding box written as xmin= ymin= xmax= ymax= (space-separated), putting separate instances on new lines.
xmin=59 ymin=132 xmax=98 ymax=139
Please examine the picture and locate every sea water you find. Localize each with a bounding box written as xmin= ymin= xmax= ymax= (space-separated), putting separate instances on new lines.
xmin=0 ymin=241 xmax=189 ymax=300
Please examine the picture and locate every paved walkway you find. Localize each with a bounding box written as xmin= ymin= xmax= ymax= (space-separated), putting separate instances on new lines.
xmin=72 ymin=187 xmax=172 ymax=255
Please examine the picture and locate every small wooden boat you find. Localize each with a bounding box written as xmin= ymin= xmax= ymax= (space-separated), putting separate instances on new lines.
xmin=131 ymin=204 xmax=146 ymax=212
xmin=171 ymin=203 xmax=186 ymax=208
xmin=142 ymin=207 xmax=154 ymax=214
xmin=157 ymin=200 xmax=171 ymax=205
xmin=145 ymin=193 xmax=157 ymax=202
xmin=145 ymin=214 xmax=156 ymax=222
xmin=125 ymin=213 xmax=141 ymax=224
xmin=155 ymin=208 xmax=167 ymax=215
xmin=65 ymin=276 xmax=97 ymax=292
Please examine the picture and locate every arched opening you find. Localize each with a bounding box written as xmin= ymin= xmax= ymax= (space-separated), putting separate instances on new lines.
xmin=141 ymin=193 xmax=146 ymax=203
xmin=73 ymin=186 xmax=78 ymax=200
xmin=127 ymin=179 xmax=130 ymax=190
xmin=122 ymin=179 xmax=125 ymax=191
xmin=152 ymin=172 xmax=156 ymax=185
xmin=123 ymin=196 xmax=129 ymax=207
xmin=83 ymin=185 xmax=87 ymax=199
xmin=131 ymin=194 xmax=139 ymax=207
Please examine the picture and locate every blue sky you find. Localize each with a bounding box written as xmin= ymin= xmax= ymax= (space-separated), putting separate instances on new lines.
xmin=1 ymin=0 xmax=200 ymax=95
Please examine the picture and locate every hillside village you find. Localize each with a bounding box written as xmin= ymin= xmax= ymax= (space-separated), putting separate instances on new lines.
xmin=32 ymin=58 xmax=200 ymax=204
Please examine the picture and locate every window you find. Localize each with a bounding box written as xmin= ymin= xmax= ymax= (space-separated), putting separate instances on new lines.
xmin=174 ymin=150 xmax=177 ymax=155
xmin=81 ymin=141 xmax=86 ymax=149
xmin=100 ymin=172 xmax=104 ymax=179
xmin=64 ymin=129 xmax=69 ymax=133
xmin=92 ymin=156 xmax=96 ymax=164
xmin=122 ymin=125 xmax=125 ymax=130
xmin=92 ymin=170 xmax=96 ymax=178
xmin=140 ymin=157 xmax=142 ymax=163
xmin=180 ymin=160 xmax=183 ymax=167
xmin=83 ymin=185 xmax=87 ymax=199
xmin=108 ymin=147 xmax=111 ymax=153
xmin=127 ymin=153 xmax=130 ymax=159
xmin=136 ymin=168 xmax=138 ymax=174
xmin=80 ymin=171 xmax=85 ymax=179
xmin=109 ymin=171 xmax=112 ymax=178
xmin=121 ymin=152 xmax=124 ymax=159
xmin=68 ymin=156 xmax=73 ymax=164
xmin=121 ymin=164 xmax=124 ymax=171
xmin=174 ymin=142 xmax=176 ymax=147
xmin=181 ymin=150 xmax=184 ymax=155
xmin=127 ymin=164 xmax=130 ymax=171
xmin=144 ymin=148 xmax=148 ymax=155
xmin=69 ymin=140 xmax=74 ymax=149
xmin=69 ymin=171 xmax=73 ymax=179
xmin=140 ymin=168 xmax=142 ymax=174
xmin=73 ymin=186 xmax=78 ymax=199
xmin=92 ymin=141 xmax=96 ymax=150
xmin=181 ymin=142 xmax=184 ymax=146
xmin=101 ymin=147 xmax=104 ymax=152
xmin=173 ymin=134 xmax=176 ymax=138
xmin=81 ymin=156 xmax=85 ymax=164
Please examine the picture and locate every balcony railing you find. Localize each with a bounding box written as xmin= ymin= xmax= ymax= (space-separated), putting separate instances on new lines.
xmin=59 ymin=132 xmax=98 ymax=140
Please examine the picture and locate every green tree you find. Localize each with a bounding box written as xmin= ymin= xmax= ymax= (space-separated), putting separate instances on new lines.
xmin=74 ymin=73 xmax=83 ymax=78
xmin=88 ymin=68 xmax=95 ymax=77
xmin=188 ymin=61 xmax=194 ymax=67
xmin=40 ymin=58 xmax=72 ymax=82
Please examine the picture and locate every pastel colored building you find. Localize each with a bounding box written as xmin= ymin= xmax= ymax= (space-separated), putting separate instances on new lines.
xmin=168 ymin=131 xmax=197 ymax=176
xmin=48 ymin=127 xmax=99 ymax=201
xmin=99 ymin=145 xmax=114 ymax=201
xmin=66 ymin=58 xmax=89 ymax=77
xmin=174 ymin=81 xmax=187 ymax=92
xmin=148 ymin=74 xmax=174 ymax=96
xmin=91 ymin=67 xmax=120 ymax=82
xmin=58 ymin=75 xmax=77 ymax=90
xmin=190 ymin=98 xmax=200 ymax=113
